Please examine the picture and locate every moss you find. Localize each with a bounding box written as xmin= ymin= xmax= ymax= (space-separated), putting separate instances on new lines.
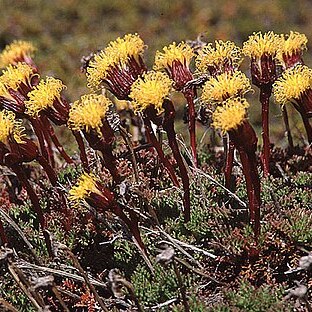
xmin=211 ymin=280 xmax=290 ymax=312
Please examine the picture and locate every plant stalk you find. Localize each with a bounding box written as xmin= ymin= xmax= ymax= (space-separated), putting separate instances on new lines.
xmin=163 ymin=100 xmax=191 ymax=222
xmin=260 ymin=85 xmax=271 ymax=177
xmin=142 ymin=115 xmax=180 ymax=187
xmin=183 ymin=90 xmax=198 ymax=167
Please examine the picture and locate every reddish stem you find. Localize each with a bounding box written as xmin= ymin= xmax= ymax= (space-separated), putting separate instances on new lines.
xmin=163 ymin=100 xmax=191 ymax=222
xmin=38 ymin=117 xmax=55 ymax=167
xmin=100 ymin=121 xmax=122 ymax=183
xmin=84 ymin=121 xmax=121 ymax=183
xmin=224 ymin=138 xmax=235 ymax=190
xmin=41 ymin=116 xmax=73 ymax=164
xmin=37 ymin=155 xmax=71 ymax=231
xmin=142 ymin=116 xmax=180 ymax=188
xmin=246 ymin=151 xmax=261 ymax=238
xmin=10 ymin=164 xmax=53 ymax=256
xmin=260 ymin=86 xmax=271 ymax=177
xmin=72 ymin=130 xmax=89 ymax=171
xmin=238 ymin=149 xmax=261 ymax=239
xmin=36 ymin=155 xmax=58 ymax=186
xmin=230 ymin=122 xmax=261 ymax=240
xmin=184 ymin=90 xmax=198 ymax=167
xmin=30 ymin=118 xmax=51 ymax=164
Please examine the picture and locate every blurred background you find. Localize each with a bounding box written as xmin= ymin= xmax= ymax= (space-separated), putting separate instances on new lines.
xmin=1 ymin=0 xmax=311 ymax=147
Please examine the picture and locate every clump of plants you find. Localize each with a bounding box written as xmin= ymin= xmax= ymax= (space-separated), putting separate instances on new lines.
xmin=0 ymin=30 xmax=311 ymax=311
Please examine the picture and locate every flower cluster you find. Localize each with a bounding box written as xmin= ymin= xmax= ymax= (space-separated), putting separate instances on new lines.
xmin=0 ymin=29 xmax=311 ymax=256
xmin=196 ymin=40 xmax=242 ymax=75
xmin=0 ymin=40 xmax=36 ymax=69
xmin=87 ymin=34 xmax=146 ymax=99
xmin=129 ymin=71 xmax=172 ymax=115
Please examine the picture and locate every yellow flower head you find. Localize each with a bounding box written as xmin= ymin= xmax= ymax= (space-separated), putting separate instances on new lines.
xmin=273 ymin=65 xmax=312 ymax=104
xmin=0 ymin=40 xmax=36 ymax=68
xmin=154 ymin=42 xmax=194 ymax=70
xmin=196 ymin=40 xmax=242 ymax=73
xmin=68 ymin=93 xmax=112 ymax=134
xmin=277 ymin=31 xmax=307 ymax=64
xmin=68 ymin=172 xmax=101 ymax=203
xmin=129 ymin=71 xmax=172 ymax=114
xmin=0 ymin=62 xmax=34 ymax=91
xmin=243 ymin=31 xmax=281 ymax=59
xmin=87 ymin=34 xmax=145 ymax=90
xmin=212 ymin=97 xmax=249 ymax=134
xmin=25 ymin=77 xmax=66 ymax=116
xmin=201 ymin=71 xmax=252 ymax=103
xmin=0 ymin=110 xmax=25 ymax=144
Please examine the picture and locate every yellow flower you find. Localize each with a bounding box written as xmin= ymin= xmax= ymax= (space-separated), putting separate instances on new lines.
xmin=0 ymin=110 xmax=25 ymax=144
xmin=196 ymin=40 xmax=242 ymax=73
xmin=0 ymin=40 xmax=36 ymax=68
xmin=154 ymin=42 xmax=194 ymax=70
xmin=0 ymin=62 xmax=35 ymax=91
xmin=277 ymin=31 xmax=307 ymax=64
xmin=273 ymin=65 xmax=312 ymax=104
xmin=242 ymin=31 xmax=281 ymax=59
xmin=212 ymin=98 xmax=249 ymax=134
xmin=25 ymin=77 xmax=66 ymax=116
xmin=201 ymin=71 xmax=252 ymax=103
xmin=129 ymin=71 xmax=172 ymax=114
xmin=68 ymin=172 xmax=101 ymax=203
xmin=68 ymin=93 xmax=112 ymax=134
xmin=87 ymin=34 xmax=145 ymax=90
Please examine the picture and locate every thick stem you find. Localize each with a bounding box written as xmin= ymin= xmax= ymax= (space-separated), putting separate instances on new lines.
xmin=38 ymin=117 xmax=55 ymax=167
xmin=72 ymin=130 xmax=89 ymax=171
xmin=37 ymin=155 xmax=72 ymax=231
xmin=30 ymin=118 xmax=50 ymax=165
xmin=224 ymin=137 xmax=235 ymax=190
xmin=163 ymin=100 xmax=190 ymax=222
xmin=246 ymin=151 xmax=261 ymax=239
xmin=10 ymin=164 xmax=53 ymax=256
xmin=237 ymin=149 xmax=261 ymax=240
xmin=36 ymin=155 xmax=58 ymax=186
xmin=84 ymin=129 xmax=121 ymax=183
xmin=281 ymin=106 xmax=294 ymax=150
xmin=119 ymin=126 xmax=139 ymax=183
xmin=237 ymin=150 xmax=256 ymax=221
xmin=143 ymin=116 xmax=180 ymax=187
xmin=184 ymin=90 xmax=198 ymax=167
xmin=260 ymin=86 xmax=271 ymax=176
xmin=41 ymin=116 xmax=73 ymax=164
